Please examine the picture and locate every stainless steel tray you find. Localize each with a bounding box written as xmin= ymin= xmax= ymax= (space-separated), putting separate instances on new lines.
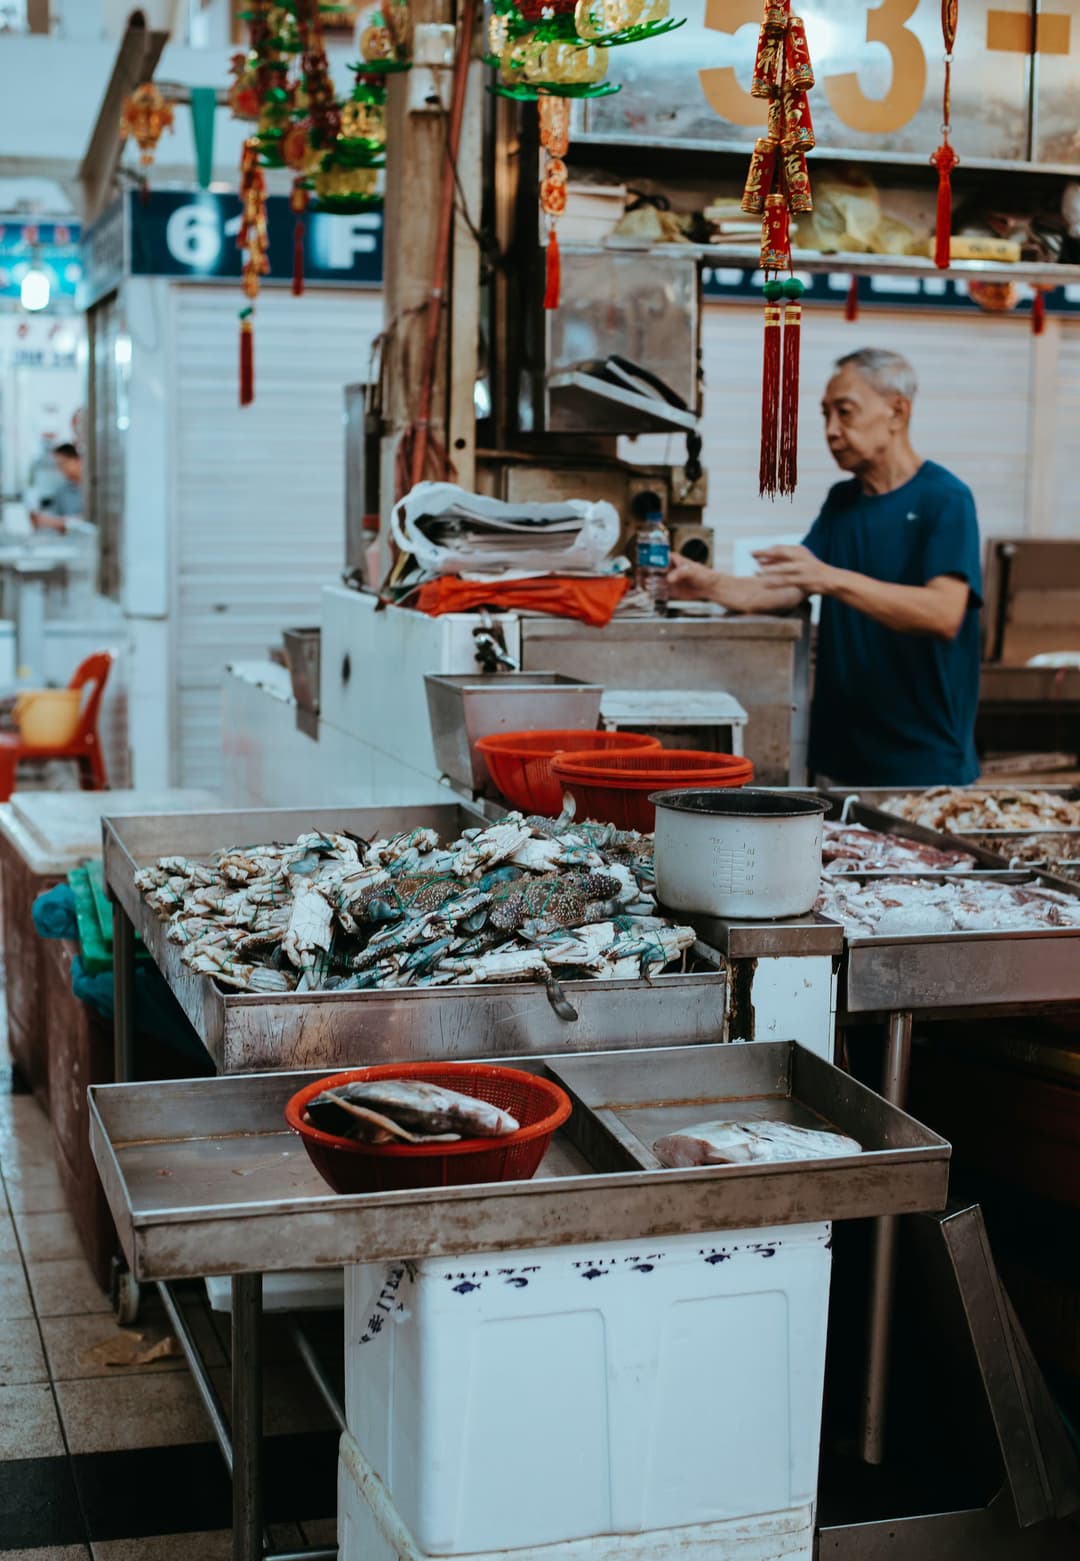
xmin=831 ymin=869 xmax=1080 ymax=1016
xmin=104 ymin=805 xmax=728 ymax=1073
xmin=88 ymin=1041 xmax=950 ymax=1282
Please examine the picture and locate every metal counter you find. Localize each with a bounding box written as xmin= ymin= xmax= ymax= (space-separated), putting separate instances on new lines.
xmin=89 ymin=1041 xmax=949 ymax=1284
xmin=104 ymin=804 xmax=729 ymax=1074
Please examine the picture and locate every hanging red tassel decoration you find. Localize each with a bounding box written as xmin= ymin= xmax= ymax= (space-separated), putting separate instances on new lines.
xmin=239 ymin=309 xmax=254 ymax=407
xmin=290 ymin=181 xmax=307 ymax=297
xmin=760 ymin=283 xmax=784 ymax=497
xmin=1032 ymin=287 xmax=1047 ymax=335
xmin=746 ymin=3 xmax=815 ymax=497
xmin=539 ymin=95 xmax=570 ymax=312
xmin=237 ymin=135 xmax=268 ymax=406
xmin=779 ymin=279 xmax=803 ymax=495
xmin=544 ymin=226 xmax=562 ymax=311
xmin=845 ymin=275 xmax=859 ymax=322
xmin=930 ymin=0 xmax=959 ymax=269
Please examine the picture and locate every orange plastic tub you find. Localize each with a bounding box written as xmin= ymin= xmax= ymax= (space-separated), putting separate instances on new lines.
xmin=475 ymin=729 xmax=660 ymax=816
xmin=550 ymin=748 xmax=755 ymax=831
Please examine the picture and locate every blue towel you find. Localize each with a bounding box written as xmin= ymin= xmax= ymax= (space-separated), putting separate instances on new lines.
xmin=32 ymin=884 xmax=79 ymax=941
xmin=70 ymin=956 xmax=208 ymax=1065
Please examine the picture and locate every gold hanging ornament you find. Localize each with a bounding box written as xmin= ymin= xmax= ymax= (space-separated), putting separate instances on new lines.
xmin=739 ymin=2 xmax=815 ymax=498
xmin=119 ymin=83 xmax=175 ymax=176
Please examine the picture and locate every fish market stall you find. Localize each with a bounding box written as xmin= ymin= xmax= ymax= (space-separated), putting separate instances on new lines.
xmin=89 ymin=1041 xmax=949 ymax=1561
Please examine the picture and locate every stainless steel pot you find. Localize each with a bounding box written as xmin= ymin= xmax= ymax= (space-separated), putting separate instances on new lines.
xmin=651 ymin=788 xmax=827 ymax=920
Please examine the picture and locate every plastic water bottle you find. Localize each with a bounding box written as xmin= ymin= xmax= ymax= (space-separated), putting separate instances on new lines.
xmin=634 ymin=508 xmax=671 ymax=613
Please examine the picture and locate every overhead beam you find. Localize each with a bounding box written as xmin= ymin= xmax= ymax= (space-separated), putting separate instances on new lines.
xmin=78 ymin=11 xmax=170 ymax=226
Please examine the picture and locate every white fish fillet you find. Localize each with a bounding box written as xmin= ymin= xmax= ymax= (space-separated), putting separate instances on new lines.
xmin=653 ymin=1118 xmax=862 ymax=1168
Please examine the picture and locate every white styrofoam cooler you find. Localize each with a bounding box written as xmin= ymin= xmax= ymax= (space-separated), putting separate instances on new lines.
xmin=343 ymin=1223 xmax=832 ymax=1559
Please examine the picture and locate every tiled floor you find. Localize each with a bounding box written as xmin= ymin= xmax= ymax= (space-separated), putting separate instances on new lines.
xmin=0 ymin=1025 xmax=340 ymax=1558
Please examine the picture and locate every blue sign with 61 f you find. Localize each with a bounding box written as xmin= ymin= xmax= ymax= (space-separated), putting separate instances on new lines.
xmin=126 ymin=189 xmax=381 ymax=288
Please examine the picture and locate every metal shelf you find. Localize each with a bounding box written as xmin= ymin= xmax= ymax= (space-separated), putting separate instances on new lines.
xmin=645 ymin=244 xmax=1080 ymax=288
xmin=570 ymin=132 xmax=1080 ymax=182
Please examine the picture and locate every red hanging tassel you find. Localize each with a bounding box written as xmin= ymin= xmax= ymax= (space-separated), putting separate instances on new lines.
xmin=931 ymin=142 xmax=957 ymax=269
xmin=845 ymin=275 xmax=859 ymax=322
xmin=292 ymin=218 xmax=305 ymax=296
xmin=239 ymin=310 xmax=254 ymax=407
xmin=1032 ymin=288 xmax=1047 ymax=335
xmin=779 ymin=283 xmax=803 ymax=497
xmin=760 ymin=287 xmax=783 ymax=498
xmin=291 ymin=181 xmax=307 ymax=297
xmin=544 ymin=227 xmax=561 ymax=311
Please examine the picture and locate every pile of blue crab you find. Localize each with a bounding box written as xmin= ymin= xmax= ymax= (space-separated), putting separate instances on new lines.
xmin=133 ymin=814 xmax=697 ymax=1016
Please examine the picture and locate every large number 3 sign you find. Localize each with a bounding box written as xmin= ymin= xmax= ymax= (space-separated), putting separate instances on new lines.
xmin=700 ymin=0 xmax=927 ymax=134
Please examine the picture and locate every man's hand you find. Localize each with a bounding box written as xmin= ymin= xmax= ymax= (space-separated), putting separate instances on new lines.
xmin=667 ymin=555 xmax=718 ymax=602
xmin=753 ymin=544 xmax=835 ymax=596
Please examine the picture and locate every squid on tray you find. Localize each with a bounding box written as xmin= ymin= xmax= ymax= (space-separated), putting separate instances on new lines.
xmin=133 ymin=814 xmax=695 ymax=1018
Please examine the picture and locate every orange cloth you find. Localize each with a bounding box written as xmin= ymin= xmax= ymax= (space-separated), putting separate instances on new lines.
xmin=415 ymin=574 xmax=629 ymax=629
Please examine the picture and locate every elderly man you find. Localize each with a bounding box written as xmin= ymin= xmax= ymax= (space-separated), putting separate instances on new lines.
xmin=669 ymin=348 xmax=982 ymax=786
xmin=30 ymin=443 xmax=85 ymax=535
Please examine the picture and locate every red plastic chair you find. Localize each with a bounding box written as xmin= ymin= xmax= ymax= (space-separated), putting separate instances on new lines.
xmin=0 ymin=651 xmax=114 ymax=801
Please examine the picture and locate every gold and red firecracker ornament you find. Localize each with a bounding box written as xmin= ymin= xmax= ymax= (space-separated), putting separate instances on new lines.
xmin=930 ymin=0 xmax=959 ymax=270
xmin=740 ymin=2 xmax=815 ymax=498
xmin=119 ymin=83 xmax=175 ymax=177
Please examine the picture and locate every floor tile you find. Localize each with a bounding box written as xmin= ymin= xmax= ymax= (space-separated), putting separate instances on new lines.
xmin=5 ymin=1162 xmax=69 ymax=1214
xmin=0 ymin=1548 xmax=89 ymax=1560
xmin=72 ymin=1442 xmax=233 ymax=1543
xmin=0 ymin=1315 xmax=49 ymax=1386
xmin=0 ymin=1383 xmax=65 ymax=1459
xmin=91 ymin=1537 xmax=233 ymax=1561
xmin=13 ymin=1210 xmax=84 ymax=1265
xmin=0 ymin=1454 xmax=88 ymax=1550
xmin=40 ymin=1315 xmax=188 ymax=1383
xmin=56 ymin=1374 xmax=215 ymax=1455
xmin=0 ymin=1257 xmax=35 ymax=1320
xmin=27 ymin=1257 xmax=111 ymax=1318
xmin=0 ymin=1209 xmax=20 ymax=1258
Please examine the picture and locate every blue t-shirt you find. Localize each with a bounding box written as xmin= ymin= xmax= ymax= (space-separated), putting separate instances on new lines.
xmin=803 ymin=461 xmax=982 ymax=786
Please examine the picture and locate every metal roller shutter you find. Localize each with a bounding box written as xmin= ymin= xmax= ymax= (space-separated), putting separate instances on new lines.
xmin=170 ymin=285 xmax=383 ymax=789
xmin=693 ymin=303 xmax=1034 ymax=564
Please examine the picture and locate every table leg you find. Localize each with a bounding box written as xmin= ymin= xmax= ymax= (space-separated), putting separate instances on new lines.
xmin=112 ymin=899 xmax=137 ymax=1084
xmin=859 ymin=1009 xmax=913 ymax=1466
xmin=233 ymin=1273 xmax=264 ymax=1561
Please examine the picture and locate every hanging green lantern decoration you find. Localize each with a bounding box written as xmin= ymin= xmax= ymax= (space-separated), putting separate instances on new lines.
xmin=486 ymin=0 xmax=683 ymax=307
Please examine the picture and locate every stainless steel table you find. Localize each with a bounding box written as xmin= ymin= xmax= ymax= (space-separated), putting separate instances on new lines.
xmin=102 ymin=802 xmax=733 ymax=1561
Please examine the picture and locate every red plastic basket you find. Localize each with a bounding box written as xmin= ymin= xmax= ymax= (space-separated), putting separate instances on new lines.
xmin=475 ymin=729 xmax=660 ymax=816
xmin=285 ymin=1062 xmax=573 ymax=1195
xmin=550 ymin=748 xmax=754 ymax=831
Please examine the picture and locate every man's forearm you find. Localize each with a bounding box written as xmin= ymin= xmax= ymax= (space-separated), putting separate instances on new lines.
xmin=703 ymin=570 xmax=805 ymax=614
xmin=828 ymin=569 xmax=962 ymax=637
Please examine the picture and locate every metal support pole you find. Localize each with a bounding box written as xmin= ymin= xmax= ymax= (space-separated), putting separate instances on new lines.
xmin=860 ymin=1009 xmax=914 ymax=1465
xmin=232 ymin=1274 xmax=264 ymax=1561
xmin=112 ymin=898 xmax=137 ymax=1083
xmin=288 ymin=1320 xmax=347 ymax=1434
xmin=157 ymin=1282 xmax=233 ymax=1472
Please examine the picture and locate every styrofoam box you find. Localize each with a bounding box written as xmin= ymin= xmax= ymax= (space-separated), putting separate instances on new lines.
xmin=344 ymin=1223 xmax=832 ymax=1558
xmin=338 ymin=1429 xmax=815 ymax=1561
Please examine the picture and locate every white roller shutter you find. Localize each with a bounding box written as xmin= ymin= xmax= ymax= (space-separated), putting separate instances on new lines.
xmin=687 ymin=303 xmax=1033 ymax=564
xmin=614 ymin=301 xmax=1036 ymax=565
xmin=170 ymin=285 xmax=383 ymax=789
xmin=1049 ymin=318 xmax=1080 ymax=535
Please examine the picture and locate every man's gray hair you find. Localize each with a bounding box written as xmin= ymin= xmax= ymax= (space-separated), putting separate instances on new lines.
xmin=835 ymin=348 xmax=917 ymax=402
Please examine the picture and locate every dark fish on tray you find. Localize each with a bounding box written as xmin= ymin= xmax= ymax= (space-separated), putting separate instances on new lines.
xmin=305 ymin=1078 xmax=520 ymax=1145
xmin=653 ymin=1119 xmax=862 ymax=1168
